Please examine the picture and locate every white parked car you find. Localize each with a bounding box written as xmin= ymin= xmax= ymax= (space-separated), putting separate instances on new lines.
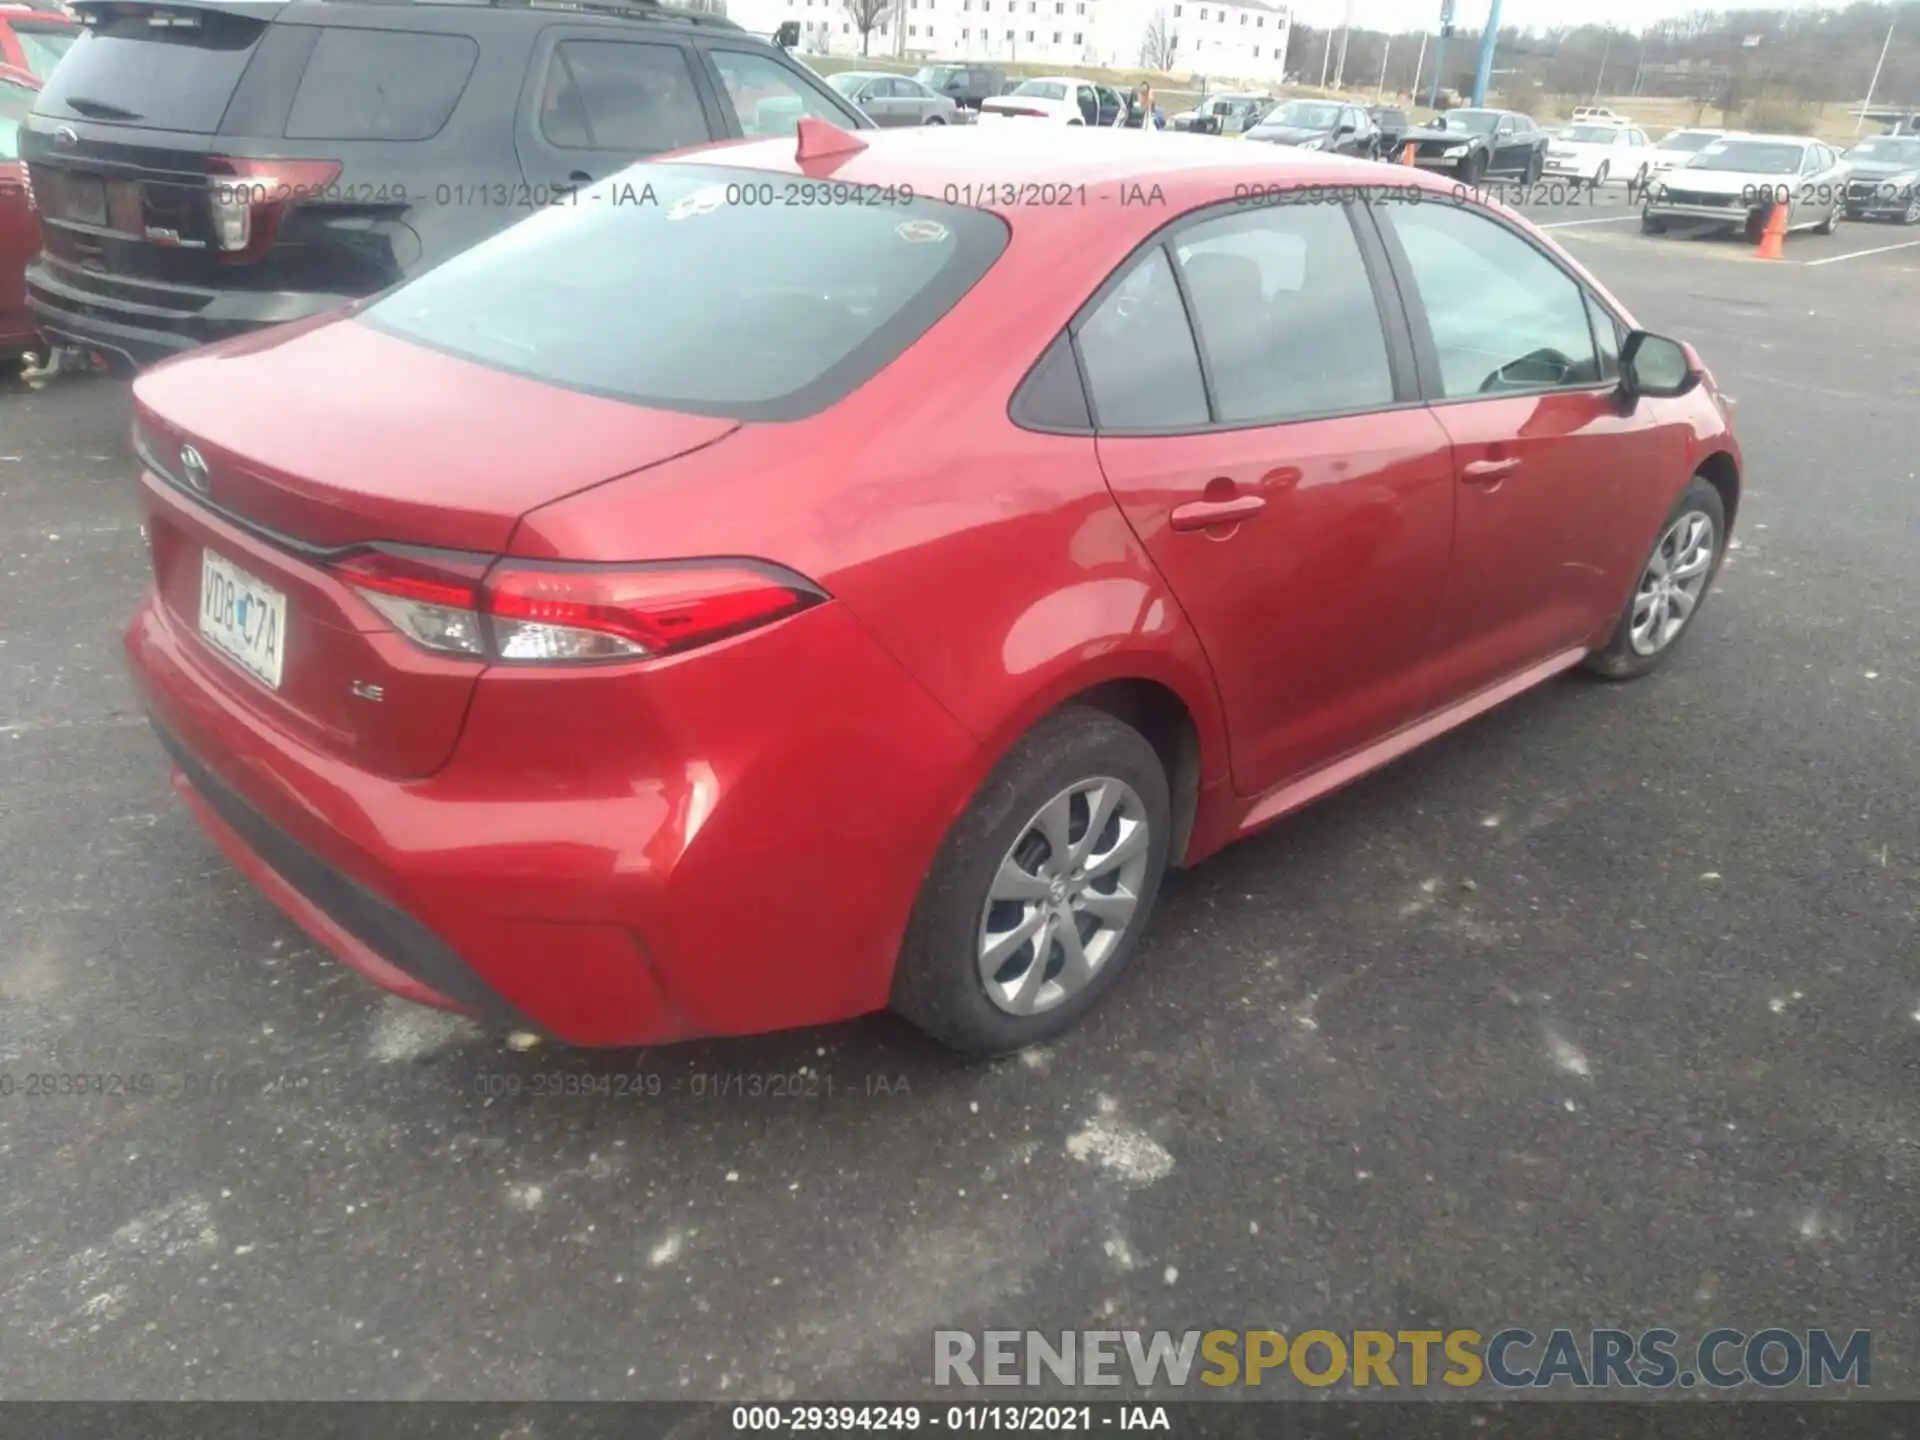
xmin=1543 ymin=122 xmax=1654 ymax=187
xmin=1571 ymin=105 xmax=1626 ymax=124
xmin=980 ymin=76 xmax=1101 ymax=125
xmin=1643 ymin=133 xmax=1851 ymax=241
xmin=1646 ymin=127 xmax=1736 ymax=176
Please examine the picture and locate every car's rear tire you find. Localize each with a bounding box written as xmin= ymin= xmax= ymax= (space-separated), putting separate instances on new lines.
xmin=1641 ymin=208 xmax=1668 ymax=234
xmin=1583 ymin=476 xmax=1728 ymax=682
xmin=926 ymin=116 xmax=946 ymax=125
xmin=890 ymin=707 xmax=1172 ymax=1056
xmin=1815 ymin=199 xmax=1842 ymax=235
xmin=1593 ymin=160 xmax=1610 ymax=189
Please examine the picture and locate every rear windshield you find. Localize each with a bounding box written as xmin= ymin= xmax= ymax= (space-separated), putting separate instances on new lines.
xmin=359 ymin=163 xmax=1010 ymax=421
xmin=1658 ymin=130 xmax=1720 ymax=152
xmin=34 ymin=6 xmax=268 ymax=132
xmin=12 ymin=20 xmax=77 ymax=77
xmin=1012 ymin=81 xmax=1067 ymax=100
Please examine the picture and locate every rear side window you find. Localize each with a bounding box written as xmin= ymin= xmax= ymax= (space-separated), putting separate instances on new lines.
xmin=283 ymin=28 xmax=476 ymax=141
xmin=1171 ymin=205 xmax=1394 ymax=425
xmin=1075 ymin=246 xmax=1208 ymax=431
xmin=359 ymin=162 xmax=1008 ymax=421
xmin=34 ymin=7 xmax=270 ymax=132
xmin=538 ymin=40 xmax=709 ymax=153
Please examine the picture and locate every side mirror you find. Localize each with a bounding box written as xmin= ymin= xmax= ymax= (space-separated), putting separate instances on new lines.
xmin=1620 ymin=330 xmax=1701 ymax=402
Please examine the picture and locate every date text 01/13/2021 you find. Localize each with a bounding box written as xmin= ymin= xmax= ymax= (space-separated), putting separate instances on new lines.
xmin=729 ymin=1405 xmax=1170 ymax=1431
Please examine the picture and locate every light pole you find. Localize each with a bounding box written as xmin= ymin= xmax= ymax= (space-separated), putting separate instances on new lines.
xmin=1470 ymin=0 xmax=1501 ymax=107
xmin=1411 ymin=30 xmax=1428 ymax=103
xmin=1334 ymin=0 xmax=1353 ymax=89
xmin=1429 ymin=0 xmax=1453 ymax=110
xmin=1377 ymin=35 xmax=1392 ymax=100
xmin=1592 ymin=28 xmax=1614 ymax=103
xmin=1858 ymin=13 xmax=1899 ymax=136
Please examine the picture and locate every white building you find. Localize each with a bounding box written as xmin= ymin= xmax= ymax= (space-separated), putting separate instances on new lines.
xmin=724 ymin=0 xmax=1290 ymax=86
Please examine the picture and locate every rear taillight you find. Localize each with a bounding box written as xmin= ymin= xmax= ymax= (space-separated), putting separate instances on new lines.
xmin=21 ymin=165 xmax=36 ymax=214
xmin=205 ymin=156 xmax=341 ymax=262
xmin=331 ymin=548 xmax=825 ymax=665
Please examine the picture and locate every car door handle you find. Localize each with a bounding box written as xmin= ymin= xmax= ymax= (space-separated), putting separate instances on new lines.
xmin=1170 ymin=495 xmax=1267 ymax=531
xmin=1462 ymin=457 xmax=1522 ymax=485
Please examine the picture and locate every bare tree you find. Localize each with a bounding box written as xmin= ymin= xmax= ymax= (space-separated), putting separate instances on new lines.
xmin=843 ymin=0 xmax=895 ymax=56
xmin=1139 ymin=8 xmax=1178 ymax=71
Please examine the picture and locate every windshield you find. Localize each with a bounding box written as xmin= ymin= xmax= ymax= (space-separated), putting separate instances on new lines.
xmin=1012 ymin=80 xmax=1066 ymax=100
xmin=1266 ymin=101 xmax=1340 ymax=128
xmin=1444 ymin=109 xmax=1501 ymax=135
xmin=829 ymin=73 xmax=874 ymax=96
xmin=1849 ymin=137 xmax=1920 ymax=165
xmin=1657 ymin=130 xmax=1720 ymax=153
xmin=360 ymin=164 xmax=1008 ymax=422
xmin=1564 ymin=125 xmax=1620 ymax=143
xmin=1687 ymin=140 xmax=1805 ymax=174
xmin=12 ymin=21 xmax=76 ymax=77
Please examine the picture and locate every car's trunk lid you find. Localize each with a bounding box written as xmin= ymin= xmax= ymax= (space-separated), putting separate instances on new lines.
xmin=132 ymin=317 xmax=740 ymax=776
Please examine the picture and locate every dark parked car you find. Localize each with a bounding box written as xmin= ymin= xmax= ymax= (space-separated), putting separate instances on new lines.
xmin=1842 ymin=134 xmax=1920 ymax=224
xmin=1 ymin=61 xmax=40 ymax=369
xmin=1403 ymin=107 xmax=1551 ymax=186
xmin=913 ymin=62 xmax=1006 ymax=112
xmin=20 ymin=0 xmax=872 ymax=371
xmin=0 ymin=1 xmax=76 ymax=78
xmin=830 ymin=71 xmax=960 ymax=126
xmin=1245 ymin=99 xmax=1379 ymax=158
xmin=1369 ymin=104 xmax=1410 ymax=155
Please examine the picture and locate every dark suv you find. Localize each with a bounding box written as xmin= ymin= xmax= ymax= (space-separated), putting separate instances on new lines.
xmin=913 ymin=63 xmax=1005 ymax=112
xmin=20 ymin=0 xmax=871 ymax=369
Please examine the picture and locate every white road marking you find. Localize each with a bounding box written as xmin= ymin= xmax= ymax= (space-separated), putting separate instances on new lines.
xmin=1803 ymin=238 xmax=1920 ymax=266
xmin=1539 ymin=214 xmax=1643 ymax=229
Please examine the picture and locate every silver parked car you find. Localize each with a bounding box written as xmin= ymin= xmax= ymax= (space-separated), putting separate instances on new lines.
xmin=1642 ymin=133 xmax=1851 ymax=242
xmin=828 ymin=71 xmax=962 ymax=126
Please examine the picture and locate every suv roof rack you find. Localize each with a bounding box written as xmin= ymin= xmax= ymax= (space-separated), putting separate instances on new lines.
xmin=402 ymin=0 xmax=742 ymax=29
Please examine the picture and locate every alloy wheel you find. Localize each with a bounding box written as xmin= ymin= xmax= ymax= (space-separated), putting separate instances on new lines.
xmin=1630 ymin=511 xmax=1717 ymax=657
xmin=977 ymin=777 xmax=1152 ymax=1016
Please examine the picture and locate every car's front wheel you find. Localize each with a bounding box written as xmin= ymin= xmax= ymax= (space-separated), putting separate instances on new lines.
xmin=1815 ymin=199 xmax=1842 ymax=235
xmin=1641 ymin=207 xmax=1668 ymax=234
xmin=891 ymin=707 xmax=1172 ymax=1055
xmin=1906 ymin=193 xmax=1920 ymax=225
xmin=1584 ymin=476 xmax=1728 ymax=681
xmin=1459 ymin=151 xmax=1486 ymax=189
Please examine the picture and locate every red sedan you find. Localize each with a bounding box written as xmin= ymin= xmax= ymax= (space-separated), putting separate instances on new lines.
xmin=0 ymin=63 xmax=39 ymax=369
xmin=125 ymin=125 xmax=1741 ymax=1055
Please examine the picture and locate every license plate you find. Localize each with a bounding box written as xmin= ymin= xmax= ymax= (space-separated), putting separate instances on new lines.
xmin=199 ymin=551 xmax=287 ymax=689
xmin=58 ymin=172 xmax=108 ymax=226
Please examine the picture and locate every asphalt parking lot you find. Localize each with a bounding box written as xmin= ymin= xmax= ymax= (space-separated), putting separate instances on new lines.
xmin=2 ymin=191 xmax=1918 ymax=1402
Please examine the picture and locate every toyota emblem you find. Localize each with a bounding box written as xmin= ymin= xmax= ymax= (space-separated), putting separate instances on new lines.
xmin=179 ymin=445 xmax=211 ymax=496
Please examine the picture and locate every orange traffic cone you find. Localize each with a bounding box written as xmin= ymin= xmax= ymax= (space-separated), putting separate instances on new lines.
xmin=1754 ymin=200 xmax=1788 ymax=261
xmin=1400 ymin=141 xmax=1417 ymax=166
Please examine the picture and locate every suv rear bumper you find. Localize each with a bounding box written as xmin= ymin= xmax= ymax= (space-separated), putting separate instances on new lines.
xmin=27 ymin=254 xmax=352 ymax=369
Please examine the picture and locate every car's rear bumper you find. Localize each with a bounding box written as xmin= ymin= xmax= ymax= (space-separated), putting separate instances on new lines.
xmin=26 ymin=254 xmax=351 ymax=370
xmin=124 ymin=579 xmax=980 ymax=1047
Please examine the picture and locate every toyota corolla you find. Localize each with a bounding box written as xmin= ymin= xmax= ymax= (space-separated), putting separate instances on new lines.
xmin=126 ymin=123 xmax=1742 ymax=1056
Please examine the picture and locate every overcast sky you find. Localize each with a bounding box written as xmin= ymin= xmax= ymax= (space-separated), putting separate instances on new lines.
xmin=1287 ymin=0 xmax=1821 ymax=31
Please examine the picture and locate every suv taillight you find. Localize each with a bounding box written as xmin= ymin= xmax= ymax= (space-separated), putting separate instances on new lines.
xmin=205 ymin=156 xmax=341 ymax=262
xmin=331 ymin=547 xmax=826 ymax=665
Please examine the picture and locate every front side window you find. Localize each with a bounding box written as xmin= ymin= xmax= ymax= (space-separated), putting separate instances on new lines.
xmin=1171 ymin=204 xmax=1394 ymax=425
xmin=1382 ymin=202 xmax=1601 ymax=399
xmin=539 ymin=41 xmax=708 ymax=153
xmin=708 ymin=48 xmax=850 ymax=136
